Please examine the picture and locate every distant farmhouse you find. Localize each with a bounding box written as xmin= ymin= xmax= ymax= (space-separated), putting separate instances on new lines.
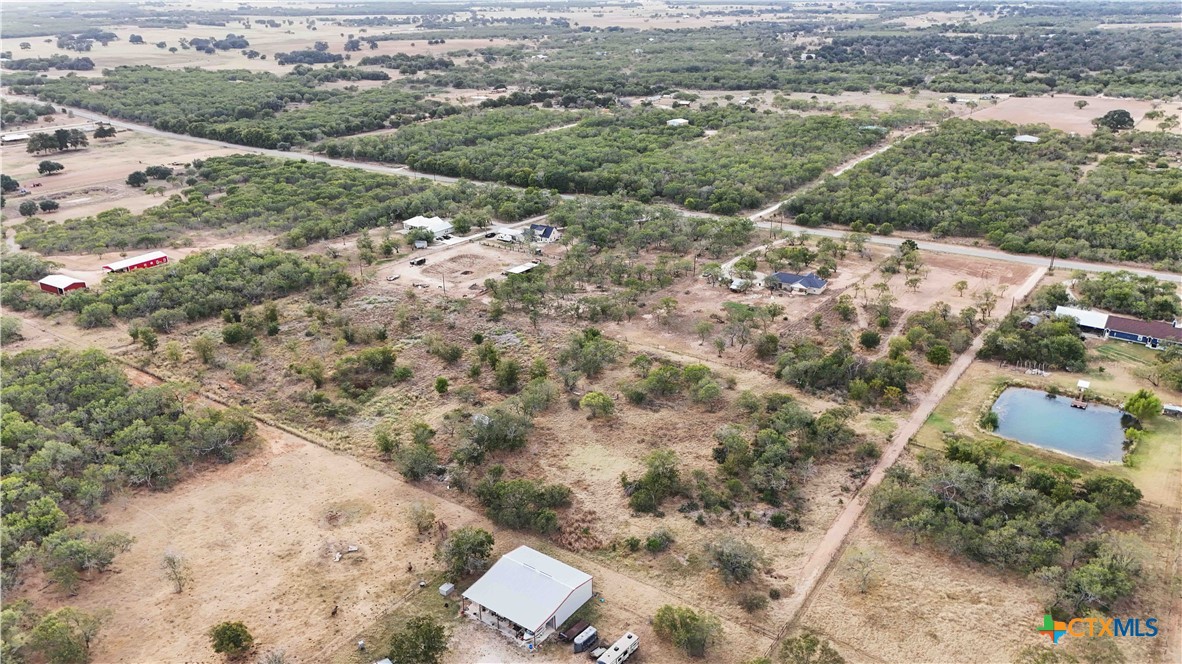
xmin=528 ymin=223 xmax=560 ymax=243
xmin=1054 ymin=305 xmax=1182 ymax=350
xmin=768 ymin=272 xmax=829 ymax=295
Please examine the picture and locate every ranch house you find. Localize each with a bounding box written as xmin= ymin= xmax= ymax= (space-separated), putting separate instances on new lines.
xmin=462 ymin=546 xmax=593 ymax=649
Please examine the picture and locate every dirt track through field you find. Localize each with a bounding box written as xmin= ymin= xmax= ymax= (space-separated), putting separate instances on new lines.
xmin=762 ymin=266 xmax=1047 ymax=655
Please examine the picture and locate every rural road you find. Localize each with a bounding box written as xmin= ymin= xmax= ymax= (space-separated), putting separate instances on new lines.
xmin=764 ymin=266 xmax=1048 ymax=655
xmin=10 ymin=94 xmax=1177 ymax=282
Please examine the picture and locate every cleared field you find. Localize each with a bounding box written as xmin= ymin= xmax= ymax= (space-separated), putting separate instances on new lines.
xmin=967 ymin=95 xmax=1167 ymax=135
xmin=0 ymin=128 xmax=238 ymax=225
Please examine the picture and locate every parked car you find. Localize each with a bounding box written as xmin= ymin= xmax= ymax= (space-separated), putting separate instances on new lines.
xmin=409 ymin=257 xmax=427 ymax=266
xmin=385 ymin=275 xmax=400 ymax=281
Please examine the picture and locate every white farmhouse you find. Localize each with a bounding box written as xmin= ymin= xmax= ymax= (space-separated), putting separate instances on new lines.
xmin=402 ymin=215 xmax=453 ymax=239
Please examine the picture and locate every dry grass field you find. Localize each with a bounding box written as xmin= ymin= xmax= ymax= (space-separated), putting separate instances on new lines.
xmin=967 ymin=95 xmax=1173 ymax=135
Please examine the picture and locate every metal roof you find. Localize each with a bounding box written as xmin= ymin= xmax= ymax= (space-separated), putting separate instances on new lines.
xmin=403 ymin=215 xmax=451 ymax=233
xmin=462 ymin=546 xmax=591 ymax=633
xmin=1054 ymin=306 xmax=1109 ymax=330
xmin=772 ymin=272 xmax=828 ymax=288
xmin=102 ymin=250 xmax=168 ymax=272
xmin=38 ymin=274 xmax=85 ymax=289
xmin=1014 ymin=134 xmax=1041 ymax=143
xmin=1106 ymin=315 xmax=1182 ymax=342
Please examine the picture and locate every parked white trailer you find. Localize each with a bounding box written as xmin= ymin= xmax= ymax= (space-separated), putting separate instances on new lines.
xmin=596 ymin=632 xmax=638 ymax=664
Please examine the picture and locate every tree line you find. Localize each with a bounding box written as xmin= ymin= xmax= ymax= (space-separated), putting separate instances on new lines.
xmin=337 ymin=105 xmax=886 ymax=213
xmin=786 ymin=119 xmax=1182 ymax=269
xmin=13 ymin=66 xmax=460 ymax=149
xmin=1 ymin=347 xmax=255 ymax=592
xmin=14 ymin=155 xmax=556 ymax=253
xmin=1 ymin=246 xmax=354 ymax=331
xmin=873 ymin=438 xmax=1144 ymax=615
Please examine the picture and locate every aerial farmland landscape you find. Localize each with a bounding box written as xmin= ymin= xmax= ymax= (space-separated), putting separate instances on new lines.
xmin=0 ymin=1 xmax=1179 ymax=663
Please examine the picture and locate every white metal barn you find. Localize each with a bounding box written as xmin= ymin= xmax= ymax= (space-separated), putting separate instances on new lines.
xmin=462 ymin=546 xmax=593 ymax=647
xmin=402 ymin=215 xmax=453 ymax=239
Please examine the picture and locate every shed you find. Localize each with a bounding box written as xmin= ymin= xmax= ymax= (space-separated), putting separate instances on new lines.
xmin=37 ymin=274 xmax=87 ymax=295
xmin=1013 ymin=134 xmax=1041 ymax=143
xmin=495 ymin=227 xmax=525 ymax=243
xmin=101 ymin=250 xmax=168 ymax=273
xmin=1054 ymin=306 xmax=1108 ymax=334
xmin=439 ymin=582 xmax=455 ymax=597
xmin=1 ymin=133 xmax=31 ymax=143
xmin=462 ymin=546 xmax=592 ymax=647
xmin=666 ymin=118 xmax=689 ymax=127
xmin=504 ymin=261 xmax=541 ymax=275
xmin=403 ymin=215 xmax=453 ymax=239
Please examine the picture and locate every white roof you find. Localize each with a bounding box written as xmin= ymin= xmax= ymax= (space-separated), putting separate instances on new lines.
xmin=1055 ymin=305 xmax=1108 ymax=329
xmin=1013 ymin=134 xmax=1040 ymax=143
xmin=2 ymin=133 xmax=31 ymax=141
xmin=462 ymin=546 xmax=591 ymax=633
xmin=506 ymin=262 xmax=539 ymax=274
xmin=666 ymin=118 xmax=689 ymax=126
xmin=103 ymin=250 xmax=168 ymax=271
xmin=403 ymin=215 xmax=451 ymax=232
xmin=38 ymin=274 xmax=85 ymax=289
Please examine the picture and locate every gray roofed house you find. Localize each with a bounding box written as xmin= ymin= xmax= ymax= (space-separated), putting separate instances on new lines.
xmin=462 ymin=546 xmax=593 ymax=648
xmin=528 ymin=223 xmax=560 ymax=242
xmin=769 ymin=272 xmax=829 ymax=295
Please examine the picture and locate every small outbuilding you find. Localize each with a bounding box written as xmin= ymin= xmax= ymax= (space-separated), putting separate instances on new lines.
xmin=495 ymin=227 xmax=525 ymax=243
xmin=102 ymin=250 xmax=169 ymax=273
xmin=462 ymin=546 xmax=593 ymax=648
xmin=1162 ymin=404 xmax=1182 ymax=418
xmin=1054 ymin=306 xmax=1108 ymax=334
xmin=37 ymin=274 xmax=87 ymax=295
xmin=666 ymin=118 xmax=689 ymax=127
xmin=1013 ymin=134 xmax=1041 ymax=143
xmin=402 ymin=215 xmax=453 ymax=239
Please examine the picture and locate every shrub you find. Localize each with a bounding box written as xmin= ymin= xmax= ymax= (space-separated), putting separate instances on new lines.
xmin=208 ymin=621 xmax=253 ymax=658
xmin=645 ymin=528 xmax=674 ymax=553
xmin=738 ymin=592 xmax=768 ymax=613
xmin=707 ymin=537 xmax=763 ymax=584
xmin=652 ymin=605 xmax=722 ymax=658
xmin=436 ymin=526 xmax=494 ymax=580
xmin=858 ymin=330 xmax=881 ymax=350
xmin=579 ymin=391 xmax=614 ymax=418
xmin=434 ymin=376 xmax=449 ymax=394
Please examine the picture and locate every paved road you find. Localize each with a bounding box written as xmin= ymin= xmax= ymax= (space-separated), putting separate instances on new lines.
xmin=764 ymin=265 xmax=1049 ymax=655
xmin=10 ymin=94 xmax=1176 ymax=283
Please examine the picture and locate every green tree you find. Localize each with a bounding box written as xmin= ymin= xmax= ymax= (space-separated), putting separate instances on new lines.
xmin=387 ymin=615 xmax=448 ymax=664
xmin=494 ymin=359 xmax=521 ymax=393
xmin=18 ymin=200 xmax=37 ymax=216
xmin=436 ymin=526 xmax=494 ymax=580
xmin=652 ymin=605 xmax=721 ymax=658
xmin=926 ymin=345 xmax=952 ymax=366
xmin=1074 ymin=100 xmax=1088 ymax=110
xmin=1 ymin=174 xmax=19 ymax=192
xmin=76 ymin=303 xmax=114 ymax=328
xmin=208 ymin=621 xmax=253 ymax=658
xmin=1123 ymin=389 xmax=1162 ymax=423
xmin=138 ymin=328 xmax=159 ymax=351
xmin=38 ymin=160 xmax=64 ymax=175
xmin=28 ymin=608 xmax=107 ymax=664
xmin=434 ymin=376 xmax=449 ymax=394
xmin=580 ymin=391 xmax=614 ymax=418
xmin=39 ymin=199 xmax=60 ymax=212
xmin=125 ymin=171 xmax=149 ymax=187
xmin=781 ymin=633 xmax=846 ymax=664
xmin=192 ymin=335 xmax=218 ymax=364
xmin=1092 ymin=109 xmax=1134 ymax=132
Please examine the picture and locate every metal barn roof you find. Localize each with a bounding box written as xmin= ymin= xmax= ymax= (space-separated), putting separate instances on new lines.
xmin=102 ymin=250 xmax=168 ymax=272
xmin=1054 ymin=306 xmax=1109 ymax=330
xmin=462 ymin=546 xmax=591 ymax=633
xmin=38 ymin=274 xmax=85 ymax=289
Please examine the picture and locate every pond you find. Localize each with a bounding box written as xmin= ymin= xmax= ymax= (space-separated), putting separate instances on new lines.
xmin=990 ymin=387 xmax=1128 ymax=463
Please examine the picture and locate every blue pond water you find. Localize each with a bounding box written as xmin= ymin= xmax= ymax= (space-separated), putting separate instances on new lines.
xmin=990 ymin=387 xmax=1127 ymax=463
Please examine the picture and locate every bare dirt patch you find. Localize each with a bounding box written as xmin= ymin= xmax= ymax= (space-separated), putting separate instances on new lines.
xmin=0 ymin=129 xmax=238 ymax=224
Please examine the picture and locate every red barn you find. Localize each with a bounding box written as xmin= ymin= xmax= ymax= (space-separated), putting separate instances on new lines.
xmin=38 ymin=274 xmax=87 ymax=295
xmin=102 ymin=250 xmax=169 ymax=273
